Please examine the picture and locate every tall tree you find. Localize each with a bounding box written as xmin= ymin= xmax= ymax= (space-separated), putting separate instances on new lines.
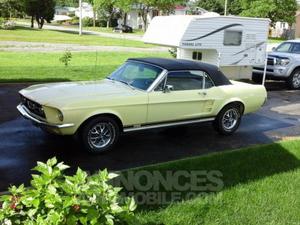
xmin=56 ymin=0 xmax=78 ymax=7
xmin=196 ymin=0 xmax=243 ymax=15
xmin=23 ymin=0 xmax=56 ymax=29
xmin=93 ymin=0 xmax=116 ymax=28
xmin=0 ymin=0 xmax=24 ymax=18
xmin=240 ymin=0 xmax=297 ymax=26
xmin=196 ymin=0 xmax=224 ymax=14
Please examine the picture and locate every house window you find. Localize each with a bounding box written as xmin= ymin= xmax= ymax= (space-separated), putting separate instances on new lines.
xmin=224 ymin=30 xmax=243 ymax=46
xmin=192 ymin=52 xmax=202 ymax=61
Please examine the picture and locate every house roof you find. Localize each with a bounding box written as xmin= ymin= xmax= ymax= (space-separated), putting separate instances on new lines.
xmin=127 ymin=57 xmax=231 ymax=86
xmin=175 ymin=5 xmax=187 ymax=10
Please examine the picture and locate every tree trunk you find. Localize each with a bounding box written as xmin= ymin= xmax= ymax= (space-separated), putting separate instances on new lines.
xmin=36 ymin=16 xmax=44 ymax=29
xmin=93 ymin=8 xmax=96 ymax=27
xmin=106 ymin=19 xmax=110 ymax=28
xmin=123 ymin=13 xmax=127 ymax=26
xmin=142 ymin=7 xmax=148 ymax=32
xmin=39 ymin=18 xmax=44 ymax=29
xmin=31 ymin=16 xmax=34 ymax=28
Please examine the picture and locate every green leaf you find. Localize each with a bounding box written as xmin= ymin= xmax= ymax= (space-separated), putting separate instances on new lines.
xmin=105 ymin=214 xmax=114 ymax=225
xmin=56 ymin=162 xmax=70 ymax=171
xmin=108 ymin=172 xmax=119 ymax=180
xmin=47 ymin=157 xmax=57 ymax=167
xmin=128 ymin=197 xmax=137 ymax=212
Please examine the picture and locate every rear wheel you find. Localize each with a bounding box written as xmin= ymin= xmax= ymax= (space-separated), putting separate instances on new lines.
xmin=81 ymin=116 xmax=120 ymax=154
xmin=287 ymin=69 xmax=300 ymax=90
xmin=213 ymin=104 xmax=242 ymax=135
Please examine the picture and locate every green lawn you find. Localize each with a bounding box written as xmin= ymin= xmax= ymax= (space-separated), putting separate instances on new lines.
xmin=123 ymin=139 xmax=300 ymax=225
xmin=0 ymin=26 xmax=150 ymax=48
xmin=0 ymin=51 xmax=169 ymax=83
xmin=268 ymin=37 xmax=286 ymax=44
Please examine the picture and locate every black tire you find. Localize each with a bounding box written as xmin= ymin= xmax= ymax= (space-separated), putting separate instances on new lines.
xmin=252 ymin=73 xmax=263 ymax=84
xmin=287 ymin=69 xmax=300 ymax=90
xmin=213 ymin=104 xmax=242 ymax=135
xmin=81 ymin=116 xmax=120 ymax=154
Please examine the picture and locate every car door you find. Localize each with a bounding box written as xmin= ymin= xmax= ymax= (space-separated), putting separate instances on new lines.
xmin=147 ymin=70 xmax=217 ymax=124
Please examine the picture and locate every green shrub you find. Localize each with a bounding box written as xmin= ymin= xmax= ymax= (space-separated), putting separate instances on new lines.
xmin=0 ymin=158 xmax=136 ymax=225
xmin=70 ymin=16 xmax=79 ymax=25
xmin=168 ymin=48 xmax=177 ymax=58
xmin=59 ymin=50 xmax=72 ymax=66
xmin=82 ymin=17 xmax=93 ymax=27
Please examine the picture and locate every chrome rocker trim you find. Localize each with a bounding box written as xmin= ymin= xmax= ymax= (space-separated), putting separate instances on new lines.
xmin=17 ymin=104 xmax=74 ymax=129
xmin=123 ymin=117 xmax=215 ymax=132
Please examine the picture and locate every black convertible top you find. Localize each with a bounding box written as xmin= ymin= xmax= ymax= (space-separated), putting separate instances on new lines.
xmin=127 ymin=58 xmax=231 ymax=86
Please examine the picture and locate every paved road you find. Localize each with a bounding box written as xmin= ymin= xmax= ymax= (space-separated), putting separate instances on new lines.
xmin=0 ymin=82 xmax=300 ymax=191
xmin=17 ymin=22 xmax=143 ymax=41
xmin=0 ymin=41 xmax=167 ymax=53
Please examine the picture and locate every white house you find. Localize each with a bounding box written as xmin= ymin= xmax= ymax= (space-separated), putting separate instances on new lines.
xmin=55 ymin=6 xmax=76 ymax=16
xmin=75 ymin=2 xmax=94 ymax=19
xmin=125 ymin=5 xmax=189 ymax=30
xmin=54 ymin=6 xmax=76 ymax=21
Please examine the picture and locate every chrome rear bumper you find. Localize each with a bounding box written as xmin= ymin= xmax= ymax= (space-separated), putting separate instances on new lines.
xmin=17 ymin=104 xmax=74 ymax=129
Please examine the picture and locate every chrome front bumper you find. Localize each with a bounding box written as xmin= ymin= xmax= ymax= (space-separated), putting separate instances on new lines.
xmin=17 ymin=104 xmax=74 ymax=129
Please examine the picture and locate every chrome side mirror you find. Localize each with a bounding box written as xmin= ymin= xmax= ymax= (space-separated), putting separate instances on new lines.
xmin=163 ymin=85 xmax=174 ymax=93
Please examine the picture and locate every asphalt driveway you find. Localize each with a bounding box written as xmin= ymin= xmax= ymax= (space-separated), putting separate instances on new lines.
xmin=0 ymin=82 xmax=299 ymax=191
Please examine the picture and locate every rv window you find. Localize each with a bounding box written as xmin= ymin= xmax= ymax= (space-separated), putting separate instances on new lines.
xmin=192 ymin=52 xmax=202 ymax=61
xmin=224 ymin=30 xmax=242 ymax=46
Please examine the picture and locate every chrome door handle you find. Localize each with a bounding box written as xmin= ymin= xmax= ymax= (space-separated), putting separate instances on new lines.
xmin=198 ymin=92 xmax=207 ymax=96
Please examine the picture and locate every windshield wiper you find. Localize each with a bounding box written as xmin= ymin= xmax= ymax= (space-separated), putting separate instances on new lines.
xmin=117 ymin=80 xmax=135 ymax=90
xmin=106 ymin=77 xmax=115 ymax=81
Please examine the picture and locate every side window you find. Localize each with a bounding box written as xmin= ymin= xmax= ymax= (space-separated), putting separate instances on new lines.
xmin=224 ymin=30 xmax=242 ymax=46
xmin=156 ymin=71 xmax=214 ymax=91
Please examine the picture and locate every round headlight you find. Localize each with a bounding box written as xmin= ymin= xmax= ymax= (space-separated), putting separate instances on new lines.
xmin=57 ymin=110 xmax=64 ymax=122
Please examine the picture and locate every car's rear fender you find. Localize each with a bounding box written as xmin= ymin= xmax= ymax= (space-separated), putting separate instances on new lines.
xmin=214 ymin=98 xmax=246 ymax=116
xmin=217 ymin=82 xmax=267 ymax=115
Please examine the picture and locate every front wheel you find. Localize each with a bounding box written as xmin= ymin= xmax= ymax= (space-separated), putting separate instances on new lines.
xmin=287 ymin=69 xmax=300 ymax=90
xmin=81 ymin=116 xmax=120 ymax=154
xmin=213 ymin=104 xmax=242 ymax=135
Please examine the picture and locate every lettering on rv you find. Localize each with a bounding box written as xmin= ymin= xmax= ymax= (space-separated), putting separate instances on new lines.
xmin=181 ymin=42 xmax=202 ymax=47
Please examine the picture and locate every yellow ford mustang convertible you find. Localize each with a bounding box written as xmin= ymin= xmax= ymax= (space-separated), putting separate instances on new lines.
xmin=17 ymin=58 xmax=267 ymax=153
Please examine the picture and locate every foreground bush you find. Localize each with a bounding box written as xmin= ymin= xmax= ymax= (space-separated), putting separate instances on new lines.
xmin=0 ymin=20 xmax=16 ymax=30
xmin=0 ymin=158 xmax=136 ymax=225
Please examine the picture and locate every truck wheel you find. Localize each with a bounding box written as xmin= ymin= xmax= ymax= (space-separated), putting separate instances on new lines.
xmin=213 ymin=104 xmax=242 ymax=135
xmin=252 ymin=73 xmax=263 ymax=84
xmin=81 ymin=116 xmax=120 ymax=154
xmin=287 ymin=69 xmax=300 ymax=90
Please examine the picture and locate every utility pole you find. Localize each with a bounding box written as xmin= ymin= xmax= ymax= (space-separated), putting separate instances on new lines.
xmin=224 ymin=0 xmax=228 ymax=16
xmin=79 ymin=0 xmax=82 ymax=35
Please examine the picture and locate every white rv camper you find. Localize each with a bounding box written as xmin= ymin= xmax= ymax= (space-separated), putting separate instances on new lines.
xmin=143 ymin=13 xmax=270 ymax=79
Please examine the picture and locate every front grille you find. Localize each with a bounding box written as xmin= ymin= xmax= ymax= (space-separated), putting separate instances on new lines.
xmin=267 ymin=57 xmax=274 ymax=66
xmin=20 ymin=95 xmax=45 ymax=118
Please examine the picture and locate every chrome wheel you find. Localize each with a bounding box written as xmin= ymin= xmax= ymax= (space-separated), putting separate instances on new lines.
xmin=222 ymin=109 xmax=239 ymax=131
xmin=292 ymin=72 xmax=300 ymax=88
xmin=87 ymin=122 xmax=115 ymax=149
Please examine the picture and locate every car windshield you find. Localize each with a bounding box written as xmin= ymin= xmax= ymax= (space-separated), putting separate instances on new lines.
xmin=107 ymin=61 xmax=163 ymax=91
xmin=275 ymin=42 xmax=300 ymax=54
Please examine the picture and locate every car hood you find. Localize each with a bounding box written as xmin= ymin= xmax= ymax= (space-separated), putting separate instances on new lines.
xmin=268 ymin=52 xmax=292 ymax=59
xmin=20 ymin=79 xmax=139 ymax=107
